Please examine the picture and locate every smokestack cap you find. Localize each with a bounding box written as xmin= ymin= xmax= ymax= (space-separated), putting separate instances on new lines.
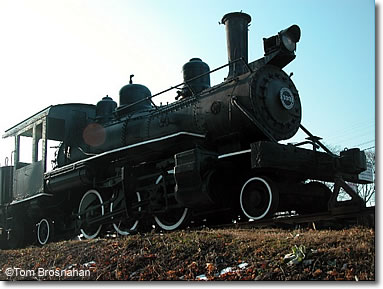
xmin=221 ymin=12 xmax=251 ymax=25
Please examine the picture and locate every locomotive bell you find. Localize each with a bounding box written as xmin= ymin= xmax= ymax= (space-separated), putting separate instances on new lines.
xmin=181 ymin=58 xmax=211 ymax=97
xmin=119 ymin=75 xmax=152 ymax=113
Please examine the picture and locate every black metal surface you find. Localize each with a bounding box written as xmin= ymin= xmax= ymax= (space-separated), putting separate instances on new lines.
xmin=263 ymin=25 xmax=301 ymax=68
xmin=13 ymin=161 xmax=44 ymax=200
xmin=0 ymin=166 xmax=13 ymax=205
xmin=96 ymin=95 xmax=117 ymax=121
xmin=250 ymin=141 xmax=370 ymax=184
xmin=215 ymin=206 xmax=375 ymax=230
xmin=250 ymin=65 xmax=301 ymax=140
xmin=174 ymin=148 xmax=218 ymax=208
xmin=0 ymin=11 xmax=373 ymax=249
xmin=118 ymin=77 xmax=152 ymax=113
xmin=181 ymin=58 xmax=210 ymax=98
xmin=221 ymin=12 xmax=251 ymax=78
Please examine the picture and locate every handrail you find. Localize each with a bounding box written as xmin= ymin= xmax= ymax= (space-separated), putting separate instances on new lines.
xmin=299 ymin=124 xmax=336 ymax=157
xmin=115 ymin=58 xmax=248 ymax=116
xmin=231 ymin=96 xmax=278 ymax=143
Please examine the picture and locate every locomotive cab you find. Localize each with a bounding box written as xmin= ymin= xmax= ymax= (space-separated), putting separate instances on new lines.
xmin=1 ymin=104 xmax=96 ymax=203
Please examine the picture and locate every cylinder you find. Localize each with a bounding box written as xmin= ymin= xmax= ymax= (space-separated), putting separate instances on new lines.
xmin=221 ymin=12 xmax=251 ymax=78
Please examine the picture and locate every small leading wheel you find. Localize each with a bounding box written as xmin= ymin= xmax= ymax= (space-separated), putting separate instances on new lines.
xmin=37 ymin=218 xmax=53 ymax=246
xmin=153 ymin=173 xmax=190 ymax=231
xmin=240 ymin=176 xmax=279 ymax=220
xmin=300 ymin=181 xmax=332 ymax=214
xmin=110 ymin=191 xmax=142 ymax=235
xmin=78 ymin=189 xmax=104 ymax=239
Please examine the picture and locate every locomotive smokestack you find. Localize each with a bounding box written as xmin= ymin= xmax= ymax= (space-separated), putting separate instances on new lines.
xmin=221 ymin=12 xmax=251 ymax=78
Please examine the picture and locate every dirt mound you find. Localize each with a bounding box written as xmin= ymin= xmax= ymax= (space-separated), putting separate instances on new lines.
xmin=0 ymin=226 xmax=374 ymax=281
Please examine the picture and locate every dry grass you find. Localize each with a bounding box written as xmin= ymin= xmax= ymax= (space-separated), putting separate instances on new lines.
xmin=0 ymin=226 xmax=375 ymax=281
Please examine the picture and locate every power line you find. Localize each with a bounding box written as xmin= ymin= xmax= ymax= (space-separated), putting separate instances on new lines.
xmin=335 ymin=130 xmax=375 ymax=145
xmin=362 ymin=146 xmax=375 ymax=151
xmin=324 ymin=121 xmax=374 ymax=143
xmin=324 ymin=122 xmax=375 ymax=144
xmin=353 ymin=139 xmax=375 ymax=147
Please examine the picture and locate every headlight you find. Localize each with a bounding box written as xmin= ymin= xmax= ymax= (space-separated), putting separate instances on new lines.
xmin=263 ymin=24 xmax=301 ymax=68
xmin=263 ymin=25 xmax=301 ymax=54
xmin=280 ymin=25 xmax=301 ymax=52
xmin=281 ymin=34 xmax=296 ymax=52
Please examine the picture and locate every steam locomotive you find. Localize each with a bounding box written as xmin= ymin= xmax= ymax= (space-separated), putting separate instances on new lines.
xmin=0 ymin=12 xmax=372 ymax=249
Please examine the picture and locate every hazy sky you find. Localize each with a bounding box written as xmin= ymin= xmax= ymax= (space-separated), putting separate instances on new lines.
xmin=0 ymin=0 xmax=375 ymax=165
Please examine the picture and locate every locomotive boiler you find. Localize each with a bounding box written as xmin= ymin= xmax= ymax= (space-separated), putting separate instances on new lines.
xmin=0 ymin=12 xmax=372 ymax=249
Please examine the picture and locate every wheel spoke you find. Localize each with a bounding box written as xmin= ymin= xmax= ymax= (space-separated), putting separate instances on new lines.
xmin=153 ymin=173 xmax=190 ymax=231
xmin=78 ymin=189 xmax=104 ymax=239
xmin=111 ymin=191 xmax=141 ymax=235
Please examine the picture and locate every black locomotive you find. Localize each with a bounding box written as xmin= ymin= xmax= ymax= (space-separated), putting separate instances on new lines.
xmin=0 ymin=12 xmax=372 ymax=249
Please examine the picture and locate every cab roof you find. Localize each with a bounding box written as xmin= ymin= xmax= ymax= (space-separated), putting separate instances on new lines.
xmin=2 ymin=103 xmax=95 ymax=139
